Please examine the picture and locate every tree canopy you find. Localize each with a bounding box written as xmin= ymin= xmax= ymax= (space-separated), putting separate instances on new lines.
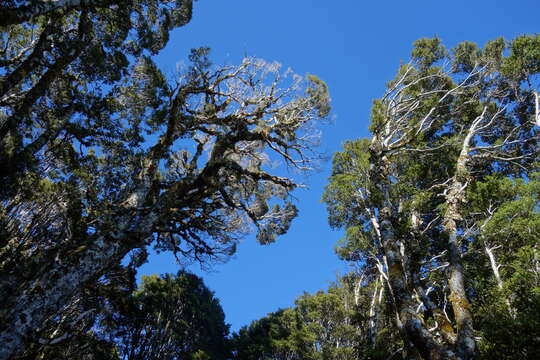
xmin=0 ymin=2 xmax=330 ymax=357
xmin=1 ymin=2 xmax=539 ymax=359
xmin=108 ymin=271 xmax=231 ymax=360
xmin=323 ymin=35 xmax=540 ymax=359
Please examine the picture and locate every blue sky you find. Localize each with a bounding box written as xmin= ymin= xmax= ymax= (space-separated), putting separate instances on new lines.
xmin=138 ymin=0 xmax=540 ymax=332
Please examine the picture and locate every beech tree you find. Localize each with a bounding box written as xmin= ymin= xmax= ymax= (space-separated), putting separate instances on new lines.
xmin=0 ymin=41 xmax=330 ymax=360
xmin=231 ymin=273 xmax=402 ymax=360
xmin=1 ymin=1 xmax=193 ymax=356
xmin=232 ymin=277 xmax=361 ymax=360
xmin=107 ymin=271 xmax=230 ymax=360
xmin=0 ymin=0 xmax=193 ymax=199
xmin=324 ymin=36 xmax=539 ymax=360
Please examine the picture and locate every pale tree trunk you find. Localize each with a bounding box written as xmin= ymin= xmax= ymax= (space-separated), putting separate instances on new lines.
xmin=353 ymin=275 xmax=364 ymax=307
xmin=368 ymin=275 xmax=381 ymax=345
xmin=484 ymin=244 xmax=515 ymax=317
xmin=370 ymin=147 xmax=452 ymax=360
xmin=0 ymin=186 xmax=157 ymax=359
xmin=534 ymin=92 xmax=539 ymax=127
xmin=0 ymin=237 xmax=141 ymax=360
xmin=442 ymin=214 xmax=475 ymax=358
xmin=442 ymin=166 xmax=474 ymax=358
xmin=484 ymin=245 xmax=503 ymax=290
xmin=439 ymin=108 xmax=492 ymax=359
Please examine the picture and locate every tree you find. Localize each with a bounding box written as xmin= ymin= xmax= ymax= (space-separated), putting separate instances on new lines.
xmin=324 ymin=36 xmax=539 ymax=359
xmin=105 ymin=271 xmax=230 ymax=360
xmin=232 ymin=308 xmax=308 ymax=360
xmin=13 ymin=270 xmax=231 ymax=360
xmin=2 ymin=2 xmax=195 ymax=356
xmin=293 ymin=285 xmax=361 ymax=360
xmin=0 ymin=0 xmax=194 ymax=199
xmin=230 ymin=275 xmax=391 ymax=360
xmin=0 ymin=41 xmax=330 ymax=360
xmin=468 ymin=175 xmax=540 ymax=359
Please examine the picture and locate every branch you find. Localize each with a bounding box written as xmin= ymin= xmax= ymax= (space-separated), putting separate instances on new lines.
xmin=535 ymin=91 xmax=539 ymax=127
xmin=0 ymin=0 xmax=120 ymax=26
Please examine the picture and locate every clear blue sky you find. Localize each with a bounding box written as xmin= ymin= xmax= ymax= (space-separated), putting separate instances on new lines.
xmin=138 ymin=0 xmax=539 ymax=332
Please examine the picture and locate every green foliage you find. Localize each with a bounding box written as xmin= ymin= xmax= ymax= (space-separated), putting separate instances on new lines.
xmin=368 ymin=99 xmax=387 ymax=133
xmin=323 ymin=138 xmax=370 ymax=229
xmin=466 ymin=175 xmax=540 ymax=359
xmin=476 ymin=246 xmax=540 ymax=360
xmin=306 ymin=74 xmax=331 ymax=118
xmin=108 ymin=271 xmax=231 ymax=360
xmin=501 ymin=35 xmax=540 ymax=81
xmin=0 ymin=2 xmax=332 ymax=358
xmin=483 ymin=38 xmax=506 ymax=67
xmin=411 ymin=37 xmax=448 ymax=70
xmin=232 ymin=274 xmax=404 ymax=359
xmin=0 ymin=1 xmax=194 ymax=199
xmin=324 ymin=34 xmax=540 ymax=359
xmin=231 ymin=276 xmax=391 ymax=360
xmin=452 ymin=41 xmax=481 ymax=73
xmin=3 ymin=3 xmax=540 ymax=358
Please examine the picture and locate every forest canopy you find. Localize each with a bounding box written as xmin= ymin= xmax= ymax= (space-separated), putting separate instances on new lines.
xmin=1 ymin=1 xmax=539 ymax=360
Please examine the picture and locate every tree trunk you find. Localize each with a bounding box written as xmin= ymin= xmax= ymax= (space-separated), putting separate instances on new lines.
xmin=0 ymin=189 xmax=157 ymax=359
xmin=534 ymin=92 xmax=539 ymax=127
xmin=484 ymin=244 xmax=514 ymax=317
xmin=370 ymin=148 xmax=449 ymax=360
xmin=368 ymin=276 xmax=381 ymax=345
xmin=439 ymin=119 xmax=481 ymax=359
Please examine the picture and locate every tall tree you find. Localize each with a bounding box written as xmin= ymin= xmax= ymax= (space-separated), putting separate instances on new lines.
xmin=0 ymin=0 xmax=193 ymax=199
xmin=0 ymin=42 xmax=330 ymax=359
xmin=324 ymin=36 xmax=539 ymax=359
xmin=2 ymin=2 xmax=195 ymax=356
xmin=107 ymin=271 xmax=230 ymax=360
xmin=230 ymin=274 xmax=394 ymax=360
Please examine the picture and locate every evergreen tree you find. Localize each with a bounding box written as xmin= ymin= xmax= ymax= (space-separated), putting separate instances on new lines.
xmin=323 ymin=35 xmax=540 ymax=359
xmin=230 ymin=275 xmax=393 ymax=360
xmin=0 ymin=6 xmax=331 ymax=356
xmin=108 ymin=271 xmax=230 ymax=360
